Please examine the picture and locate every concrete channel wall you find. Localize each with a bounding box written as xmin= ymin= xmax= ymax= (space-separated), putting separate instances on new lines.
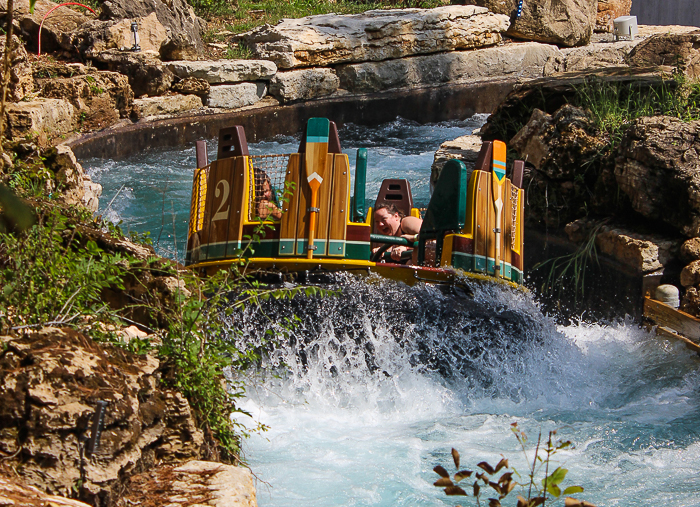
xmin=631 ymin=0 xmax=700 ymax=28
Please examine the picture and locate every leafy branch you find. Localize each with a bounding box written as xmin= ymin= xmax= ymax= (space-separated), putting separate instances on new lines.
xmin=433 ymin=423 xmax=594 ymax=507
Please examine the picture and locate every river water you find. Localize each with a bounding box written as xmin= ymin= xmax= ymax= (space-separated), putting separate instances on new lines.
xmin=83 ymin=118 xmax=700 ymax=507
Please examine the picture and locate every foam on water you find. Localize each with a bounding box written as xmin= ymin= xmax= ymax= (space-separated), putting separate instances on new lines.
xmin=226 ymin=274 xmax=700 ymax=506
xmin=83 ymin=117 xmax=700 ymax=506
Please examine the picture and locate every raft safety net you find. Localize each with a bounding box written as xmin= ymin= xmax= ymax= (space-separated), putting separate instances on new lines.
xmin=248 ymin=154 xmax=292 ymax=221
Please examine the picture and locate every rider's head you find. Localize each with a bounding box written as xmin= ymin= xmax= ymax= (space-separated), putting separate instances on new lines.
xmin=374 ymin=203 xmax=404 ymax=236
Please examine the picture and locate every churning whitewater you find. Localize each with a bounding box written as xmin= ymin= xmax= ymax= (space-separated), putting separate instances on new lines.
xmin=84 ymin=118 xmax=700 ymax=507
xmin=231 ymin=277 xmax=700 ymax=507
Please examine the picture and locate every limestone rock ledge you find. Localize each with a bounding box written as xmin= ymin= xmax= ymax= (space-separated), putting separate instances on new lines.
xmin=167 ymin=59 xmax=277 ymax=84
xmin=0 ymin=475 xmax=91 ymax=507
xmin=270 ymin=68 xmax=339 ymax=104
xmin=337 ymin=41 xmax=559 ymax=94
xmin=122 ymin=460 xmax=257 ymax=507
xmin=207 ymin=82 xmax=267 ymax=109
xmin=133 ymin=94 xmax=203 ymax=119
xmin=615 ymin=116 xmax=700 ymax=238
xmin=430 ymin=134 xmax=483 ymax=192
xmin=236 ymin=5 xmax=509 ymax=69
xmin=0 ymin=327 xmax=204 ymax=506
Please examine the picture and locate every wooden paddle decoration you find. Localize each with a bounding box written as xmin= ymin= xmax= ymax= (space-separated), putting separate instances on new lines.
xmin=304 ymin=118 xmax=330 ymax=259
xmin=491 ymin=140 xmax=507 ymax=277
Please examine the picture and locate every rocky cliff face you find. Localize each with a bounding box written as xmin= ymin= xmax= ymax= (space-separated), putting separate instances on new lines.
xmin=0 ymin=328 xmax=204 ymax=506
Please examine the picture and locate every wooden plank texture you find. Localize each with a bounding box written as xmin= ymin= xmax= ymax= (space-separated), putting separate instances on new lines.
xmin=279 ymin=154 xmax=301 ymax=256
xmin=474 ymin=170 xmax=489 ymax=272
xmin=202 ymin=158 xmax=235 ymax=260
xmin=328 ymin=153 xmax=349 ymax=257
xmin=644 ymin=296 xmax=700 ymax=342
xmin=303 ymin=118 xmax=330 ymax=258
xmin=295 ymin=161 xmax=312 ymax=255
xmin=225 ymin=156 xmax=249 ymax=255
xmin=503 ymin=178 xmax=513 ymax=274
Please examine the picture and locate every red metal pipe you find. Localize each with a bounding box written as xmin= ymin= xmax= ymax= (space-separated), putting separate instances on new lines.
xmin=38 ymin=2 xmax=96 ymax=56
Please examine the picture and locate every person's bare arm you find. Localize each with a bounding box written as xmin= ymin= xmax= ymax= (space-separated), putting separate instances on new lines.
xmin=258 ymin=200 xmax=282 ymax=220
xmin=400 ymin=216 xmax=422 ymax=236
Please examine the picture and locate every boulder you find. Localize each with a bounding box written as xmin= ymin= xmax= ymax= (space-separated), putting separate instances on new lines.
xmin=269 ymin=68 xmax=339 ymax=104
xmin=0 ymin=0 xmax=94 ymax=53
xmin=615 ymin=116 xmax=700 ymax=238
xmin=627 ymin=32 xmax=700 ymax=79
xmin=236 ymin=5 xmax=509 ymax=69
xmin=337 ymin=42 xmax=559 ymax=93
xmin=596 ymin=0 xmax=632 ymax=33
xmin=133 ymin=94 xmax=203 ymax=119
xmin=94 ymin=50 xmax=174 ymax=97
xmin=100 ymin=0 xmax=206 ymax=60
xmin=171 ymin=76 xmax=210 ymax=96
xmin=543 ymin=39 xmax=638 ymax=75
xmin=594 ymin=226 xmax=680 ymax=273
xmin=5 ymin=98 xmax=76 ymax=144
xmin=39 ymin=71 xmax=134 ymax=131
xmin=510 ymin=105 xmax=604 ymax=178
xmin=430 ymin=134 xmax=482 ymax=192
xmin=167 ymin=59 xmax=277 ymax=84
xmin=681 ymin=237 xmax=700 ymax=263
xmin=121 ymin=460 xmax=257 ymax=507
xmin=0 ymin=328 xmax=204 ymax=505
xmin=44 ymin=145 xmax=102 ymax=212
xmin=509 ymin=104 xmax=611 ymax=227
xmin=681 ymin=260 xmax=700 ymax=287
xmin=681 ymin=286 xmax=700 ymax=316
xmin=460 ymin=0 xmax=597 ymax=47
xmin=69 ymin=13 xmax=169 ymax=58
xmin=0 ymin=475 xmax=92 ymax=507
xmin=207 ymin=82 xmax=267 ymax=109
xmin=0 ymin=34 xmax=32 ymax=102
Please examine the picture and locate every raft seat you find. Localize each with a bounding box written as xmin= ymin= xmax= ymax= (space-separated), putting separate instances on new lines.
xmin=417 ymin=160 xmax=468 ymax=267
xmin=374 ymin=178 xmax=413 ymax=217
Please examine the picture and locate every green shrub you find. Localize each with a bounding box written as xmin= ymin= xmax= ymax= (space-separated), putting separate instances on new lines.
xmin=0 ymin=210 xmax=127 ymax=334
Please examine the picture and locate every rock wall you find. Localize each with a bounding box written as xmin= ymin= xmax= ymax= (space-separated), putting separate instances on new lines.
xmin=459 ymin=0 xmax=598 ymax=47
xmin=615 ymin=116 xmax=700 ymax=238
xmin=236 ymin=6 xmax=510 ymax=69
xmin=0 ymin=328 xmax=204 ymax=506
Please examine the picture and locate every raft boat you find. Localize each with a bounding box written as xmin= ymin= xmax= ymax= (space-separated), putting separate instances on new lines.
xmin=185 ymin=118 xmax=526 ymax=287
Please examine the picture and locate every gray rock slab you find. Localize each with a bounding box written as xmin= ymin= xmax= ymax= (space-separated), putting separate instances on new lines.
xmin=100 ymin=0 xmax=206 ymax=60
xmin=269 ymin=67 xmax=339 ymax=103
xmin=5 ymin=98 xmax=76 ymax=141
xmin=543 ymin=39 xmax=639 ymax=75
xmin=463 ymin=0 xmax=598 ymax=47
xmin=337 ymin=42 xmax=560 ymax=94
xmin=594 ymin=226 xmax=680 ymax=273
xmin=430 ymin=134 xmax=483 ymax=193
xmin=236 ymin=5 xmax=509 ymax=69
xmin=133 ymin=94 xmax=203 ymax=118
xmin=166 ymin=59 xmax=277 ymax=84
xmin=207 ymin=82 xmax=267 ymax=109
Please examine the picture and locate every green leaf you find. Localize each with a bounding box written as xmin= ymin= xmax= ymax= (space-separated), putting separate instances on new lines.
xmin=546 ymin=483 xmax=561 ymax=498
xmin=562 ymin=486 xmax=584 ymax=495
xmin=543 ymin=467 xmax=568 ymax=486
